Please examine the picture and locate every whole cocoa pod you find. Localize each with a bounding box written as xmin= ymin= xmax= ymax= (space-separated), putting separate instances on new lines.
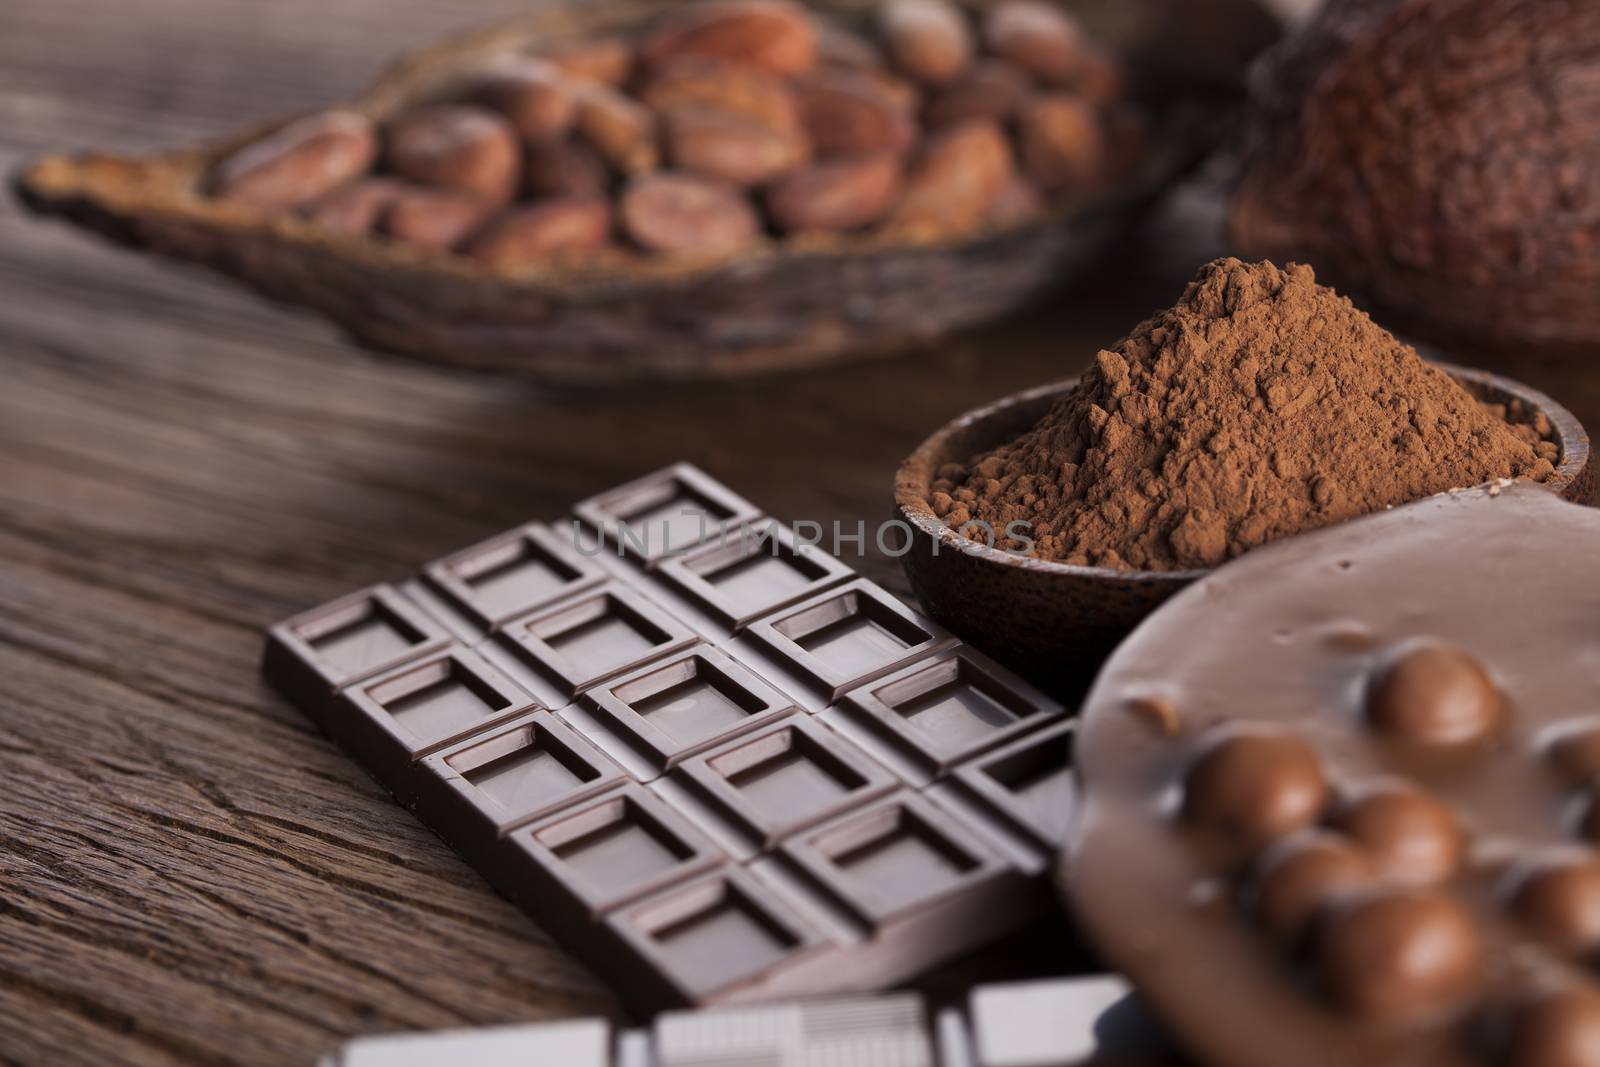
xmin=620 ymin=172 xmax=760 ymax=255
xmin=641 ymin=1 xmax=819 ymax=77
xmin=878 ymin=0 xmax=973 ymax=86
xmin=766 ymin=153 xmax=903 ymax=232
xmin=385 ymin=105 xmax=521 ymax=203
xmin=210 ymin=110 xmax=378 ymax=209
xmin=466 ymin=196 xmax=613 ymax=264
xmin=1227 ymin=0 xmax=1600 ymax=353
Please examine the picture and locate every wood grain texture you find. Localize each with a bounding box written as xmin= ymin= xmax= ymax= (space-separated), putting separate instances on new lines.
xmin=2 ymin=1 xmax=1595 ymax=1065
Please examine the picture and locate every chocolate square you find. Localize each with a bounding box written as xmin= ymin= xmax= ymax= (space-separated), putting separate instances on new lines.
xmin=604 ymin=865 xmax=827 ymax=1003
xmin=778 ymin=792 xmax=1006 ymax=926
xmin=672 ymin=715 xmax=898 ymax=850
xmin=739 ymin=580 xmax=955 ymax=707
xmin=267 ymin=583 xmax=451 ymax=692
xmin=949 ymin=718 xmax=1077 ymax=850
xmin=498 ymin=582 xmax=698 ymax=696
xmin=421 ymin=709 xmax=624 ymax=839
xmin=579 ymin=646 xmax=796 ymax=778
xmin=655 ymin=521 xmax=854 ymax=631
xmin=511 ymin=782 xmax=724 ymax=919
xmin=833 ymin=648 xmax=1067 ymax=781
xmin=341 ymin=645 xmax=538 ymax=768
xmin=425 ymin=522 xmax=607 ymax=629
xmin=572 ymin=464 xmax=762 ymax=566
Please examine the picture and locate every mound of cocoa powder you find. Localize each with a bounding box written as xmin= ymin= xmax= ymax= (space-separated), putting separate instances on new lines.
xmin=932 ymin=258 xmax=1558 ymax=570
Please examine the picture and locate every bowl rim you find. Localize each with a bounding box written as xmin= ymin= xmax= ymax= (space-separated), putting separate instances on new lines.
xmin=894 ymin=359 xmax=1591 ymax=584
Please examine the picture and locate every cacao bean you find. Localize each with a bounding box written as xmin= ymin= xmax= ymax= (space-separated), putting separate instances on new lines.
xmin=1017 ymin=93 xmax=1105 ymax=191
xmin=574 ymin=86 xmax=660 ymax=175
xmin=984 ymin=1 xmax=1085 ymax=87
xmin=986 ymin=173 xmax=1046 ymax=226
xmin=924 ymin=60 xmax=1031 ymax=129
xmin=887 ymin=119 xmax=1012 ymax=236
xmin=302 ymin=177 xmax=402 ymax=235
xmin=464 ymin=58 xmax=576 ymax=142
xmin=766 ymin=152 xmax=902 ymax=232
xmin=384 ymin=105 xmax=521 ymax=203
xmin=523 ymin=138 xmax=610 ymax=199
xmin=665 ymin=107 xmax=810 ymax=186
xmin=620 ymin=172 xmax=760 ymax=255
xmin=380 ymin=187 xmax=495 ymax=250
xmin=537 ymin=36 xmax=633 ymax=86
xmin=466 ymin=196 xmax=613 ymax=264
xmin=878 ymin=0 xmax=973 ymax=86
xmin=639 ymin=56 xmax=802 ymax=133
xmin=641 ymin=1 xmax=818 ymax=77
xmin=795 ymin=68 xmax=918 ymax=157
xmin=210 ymin=110 xmax=378 ymax=210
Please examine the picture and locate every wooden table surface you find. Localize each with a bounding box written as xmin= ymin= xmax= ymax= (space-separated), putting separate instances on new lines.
xmin=3 ymin=1 xmax=1595 ymax=1064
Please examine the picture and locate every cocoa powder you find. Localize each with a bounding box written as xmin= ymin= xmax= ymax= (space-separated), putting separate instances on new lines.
xmin=934 ymin=258 xmax=1558 ymax=571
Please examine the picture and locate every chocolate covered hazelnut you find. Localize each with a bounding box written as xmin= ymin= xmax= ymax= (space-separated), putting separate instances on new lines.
xmin=1503 ymin=986 xmax=1600 ymax=1067
xmin=1330 ymin=779 xmax=1465 ymax=885
xmin=1366 ymin=640 xmax=1502 ymax=746
xmin=1316 ymin=888 xmax=1483 ymax=1021
xmin=1180 ymin=725 xmax=1329 ymax=853
xmin=1503 ymin=849 xmax=1600 ymax=957
xmin=384 ymin=105 xmax=521 ymax=203
xmin=1251 ymin=831 xmax=1374 ymax=944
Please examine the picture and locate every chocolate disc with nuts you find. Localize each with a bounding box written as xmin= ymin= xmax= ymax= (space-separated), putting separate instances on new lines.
xmin=1068 ymin=481 xmax=1600 ymax=1067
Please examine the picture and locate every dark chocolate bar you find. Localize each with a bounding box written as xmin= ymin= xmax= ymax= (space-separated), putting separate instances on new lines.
xmin=264 ymin=464 xmax=1074 ymax=1014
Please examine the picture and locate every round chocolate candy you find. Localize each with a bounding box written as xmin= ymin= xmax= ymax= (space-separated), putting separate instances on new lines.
xmin=1315 ymin=887 xmax=1484 ymax=1021
xmin=1181 ymin=725 xmax=1329 ymax=854
xmin=1364 ymin=640 xmax=1502 ymax=747
xmin=1330 ymin=779 xmax=1465 ymax=885
xmin=1069 ymin=484 xmax=1600 ymax=1067
xmin=1502 ymin=848 xmax=1600 ymax=957
xmin=1250 ymin=830 xmax=1374 ymax=944
xmin=1502 ymin=986 xmax=1600 ymax=1067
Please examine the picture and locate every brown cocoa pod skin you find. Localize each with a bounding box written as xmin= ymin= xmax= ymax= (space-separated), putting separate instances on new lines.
xmin=523 ymin=138 xmax=610 ymax=200
xmin=209 ymin=110 xmax=378 ymax=210
xmin=384 ymin=105 xmax=521 ymax=203
xmin=640 ymin=1 xmax=819 ymax=77
xmin=1228 ymin=0 xmax=1600 ymax=354
xmin=638 ymin=56 xmax=802 ymax=133
xmin=537 ymin=36 xmax=634 ymax=86
xmin=878 ymin=0 xmax=973 ymax=86
xmin=379 ymin=187 xmax=495 ymax=251
xmin=463 ymin=58 xmax=576 ymax=142
xmin=983 ymin=1 xmax=1085 ymax=87
xmin=620 ymin=171 xmax=760 ymax=255
xmin=1017 ymin=93 xmax=1106 ymax=192
xmin=766 ymin=153 xmax=902 ymax=233
xmin=301 ymin=177 xmax=402 ymax=235
xmin=794 ymin=68 xmax=918 ymax=158
xmin=665 ymin=107 xmax=810 ymax=186
xmin=465 ymin=196 xmax=613 ymax=265
xmin=574 ymin=86 xmax=660 ymax=176
xmin=924 ymin=60 xmax=1031 ymax=129
xmin=887 ymin=119 xmax=1013 ymax=236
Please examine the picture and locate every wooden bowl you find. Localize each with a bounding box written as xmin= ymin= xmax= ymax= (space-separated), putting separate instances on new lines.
xmin=894 ymin=362 xmax=1593 ymax=694
xmin=11 ymin=0 xmax=1281 ymax=386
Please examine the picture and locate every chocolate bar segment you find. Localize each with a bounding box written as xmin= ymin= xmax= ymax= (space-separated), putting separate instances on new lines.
xmin=424 ymin=522 xmax=608 ymax=629
xmin=573 ymin=463 xmax=762 ymax=566
xmin=561 ymin=645 xmax=797 ymax=782
xmin=263 ymin=465 xmax=1067 ymax=1015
